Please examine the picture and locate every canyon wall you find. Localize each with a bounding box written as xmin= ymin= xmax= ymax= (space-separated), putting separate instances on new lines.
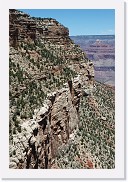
xmin=9 ymin=68 xmax=94 ymax=169
xmin=9 ymin=9 xmax=94 ymax=169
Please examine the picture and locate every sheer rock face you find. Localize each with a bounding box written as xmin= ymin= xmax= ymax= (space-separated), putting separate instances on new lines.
xmin=9 ymin=9 xmax=95 ymax=169
xmin=9 ymin=70 xmax=94 ymax=169
xmin=9 ymin=9 xmax=69 ymax=46
xmin=9 ymin=9 xmax=86 ymax=62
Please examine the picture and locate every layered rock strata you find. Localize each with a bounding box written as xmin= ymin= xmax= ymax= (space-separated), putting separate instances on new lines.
xmin=9 ymin=9 xmax=114 ymax=169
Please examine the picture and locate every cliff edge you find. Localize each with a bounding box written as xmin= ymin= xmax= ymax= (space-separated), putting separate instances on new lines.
xmin=9 ymin=9 xmax=115 ymax=169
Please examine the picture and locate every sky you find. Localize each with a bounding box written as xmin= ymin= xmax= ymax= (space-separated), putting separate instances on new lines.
xmin=19 ymin=9 xmax=115 ymax=36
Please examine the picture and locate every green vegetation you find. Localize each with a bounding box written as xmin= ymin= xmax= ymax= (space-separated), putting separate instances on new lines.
xmin=9 ymin=39 xmax=79 ymax=138
xmin=53 ymin=81 xmax=115 ymax=169
xmin=9 ymin=10 xmax=115 ymax=170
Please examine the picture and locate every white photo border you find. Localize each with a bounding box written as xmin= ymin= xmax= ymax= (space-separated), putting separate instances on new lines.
xmin=0 ymin=0 xmax=125 ymax=179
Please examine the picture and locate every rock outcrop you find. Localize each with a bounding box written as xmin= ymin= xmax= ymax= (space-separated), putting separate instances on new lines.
xmin=9 ymin=9 xmax=69 ymax=45
xmin=9 ymin=9 xmax=114 ymax=169
xmin=9 ymin=64 xmax=95 ymax=168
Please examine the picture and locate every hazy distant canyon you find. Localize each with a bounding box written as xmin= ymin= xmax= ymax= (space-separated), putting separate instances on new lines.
xmin=71 ymin=35 xmax=115 ymax=86
xmin=9 ymin=10 xmax=115 ymax=169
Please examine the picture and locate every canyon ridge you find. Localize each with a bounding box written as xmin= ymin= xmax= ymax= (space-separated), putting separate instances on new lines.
xmin=9 ymin=9 xmax=115 ymax=169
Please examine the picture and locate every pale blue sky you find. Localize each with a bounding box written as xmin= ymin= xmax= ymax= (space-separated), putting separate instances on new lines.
xmin=19 ymin=9 xmax=115 ymax=36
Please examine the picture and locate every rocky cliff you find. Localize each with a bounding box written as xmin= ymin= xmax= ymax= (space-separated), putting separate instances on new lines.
xmin=9 ymin=9 xmax=115 ymax=169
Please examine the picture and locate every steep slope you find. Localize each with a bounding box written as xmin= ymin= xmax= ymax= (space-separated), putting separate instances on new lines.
xmin=9 ymin=9 xmax=115 ymax=169
xmin=9 ymin=9 xmax=89 ymax=124
xmin=52 ymin=82 xmax=115 ymax=169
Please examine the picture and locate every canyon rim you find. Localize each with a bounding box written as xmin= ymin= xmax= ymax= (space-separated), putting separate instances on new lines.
xmin=9 ymin=9 xmax=115 ymax=169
